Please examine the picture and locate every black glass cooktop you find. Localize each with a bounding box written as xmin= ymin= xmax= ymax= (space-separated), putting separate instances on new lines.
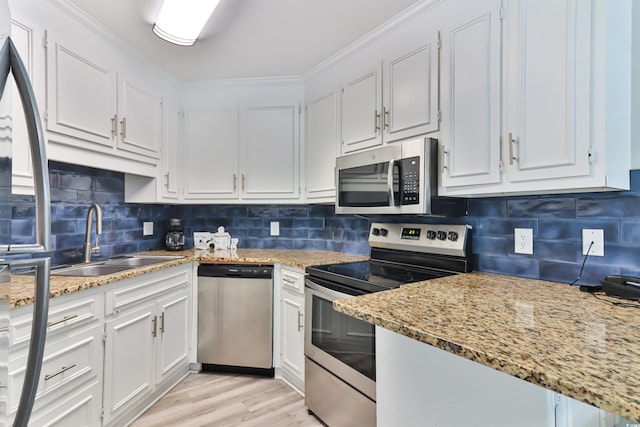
xmin=306 ymin=260 xmax=453 ymax=294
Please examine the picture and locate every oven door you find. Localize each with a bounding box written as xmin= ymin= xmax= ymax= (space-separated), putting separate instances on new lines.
xmin=304 ymin=277 xmax=376 ymax=401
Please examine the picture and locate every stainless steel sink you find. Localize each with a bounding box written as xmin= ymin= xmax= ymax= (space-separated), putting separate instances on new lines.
xmin=50 ymin=255 xmax=185 ymax=277
xmin=51 ymin=264 xmax=133 ymax=277
xmin=104 ymin=255 xmax=185 ymax=267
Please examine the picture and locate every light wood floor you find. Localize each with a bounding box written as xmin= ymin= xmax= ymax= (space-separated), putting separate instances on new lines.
xmin=131 ymin=373 xmax=324 ymax=427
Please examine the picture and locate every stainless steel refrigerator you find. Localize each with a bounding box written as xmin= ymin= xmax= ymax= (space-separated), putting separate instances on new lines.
xmin=1 ymin=0 xmax=52 ymax=425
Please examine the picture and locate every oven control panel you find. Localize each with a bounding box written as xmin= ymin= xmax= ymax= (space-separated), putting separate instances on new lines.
xmin=369 ymin=222 xmax=471 ymax=257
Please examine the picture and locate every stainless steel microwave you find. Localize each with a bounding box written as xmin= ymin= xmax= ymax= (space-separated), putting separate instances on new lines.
xmin=335 ymin=138 xmax=467 ymax=216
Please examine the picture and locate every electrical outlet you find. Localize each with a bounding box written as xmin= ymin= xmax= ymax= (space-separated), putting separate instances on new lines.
xmin=143 ymin=222 xmax=153 ymax=236
xmin=270 ymin=221 xmax=280 ymax=236
xmin=582 ymin=229 xmax=604 ymax=256
xmin=514 ymin=228 xmax=533 ymax=255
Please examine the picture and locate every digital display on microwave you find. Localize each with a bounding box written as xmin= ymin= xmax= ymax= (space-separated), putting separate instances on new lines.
xmin=401 ymin=227 xmax=421 ymax=240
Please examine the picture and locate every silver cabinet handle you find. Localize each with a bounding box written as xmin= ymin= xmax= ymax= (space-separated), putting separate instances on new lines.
xmin=152 ymin=315 xmax=157 ymax=337
xmin=111 ymin=114 xmax=118 ymax=137
xmin=120 ymin=117 xmax=127 ymax=139
xmin=47 ymin=314 xmax=78 ymax=328
xmin=164 ymin=172 xmax=170 ymax=188
xmin=508 ymin=132 xmax=518 ymax=165
xmin=297 ymin=311 xmax=303 ymax=332
xmin=233 ymin=174 xmax=237 ymax=192
xmin=241 ymin=174 xmax=246 ymax=192
xmin=44 ymin=364 xmax=76 ymax=381
xmin=160 ymin=312 xmax=165 ymax=334
xmin=282 ymin=277 xmax=296 ymax=285
xmin=383 ymin=106 xmax=389 ymax=130
xmin=374 ymin=109 xmax=381 ymax=133
xmin=442 ymin=148 xmax=449 ymax=172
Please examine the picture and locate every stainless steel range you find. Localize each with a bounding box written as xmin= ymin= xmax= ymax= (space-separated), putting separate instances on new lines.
xmin=304 ymin=222 xmax=473 ymax=427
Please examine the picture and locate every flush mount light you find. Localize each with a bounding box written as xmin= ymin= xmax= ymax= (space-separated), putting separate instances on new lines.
xmin=152 ymin=0 xmax=221 ymax=46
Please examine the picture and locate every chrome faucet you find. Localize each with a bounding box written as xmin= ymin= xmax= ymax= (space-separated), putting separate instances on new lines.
xmin=82 ymin=203 xmax=103 ymax=263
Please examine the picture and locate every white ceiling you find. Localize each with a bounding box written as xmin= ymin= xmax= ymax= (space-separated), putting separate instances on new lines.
xmin=67 ymin=0 xmax=421 ymax=81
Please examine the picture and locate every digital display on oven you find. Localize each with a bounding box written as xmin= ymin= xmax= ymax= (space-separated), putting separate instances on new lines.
xmin=401 ymin=227 xmax=421 ymax=240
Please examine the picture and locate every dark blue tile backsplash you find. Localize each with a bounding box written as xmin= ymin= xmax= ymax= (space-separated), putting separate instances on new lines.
xmin=4 ymin=161 xmax=640 ymax=287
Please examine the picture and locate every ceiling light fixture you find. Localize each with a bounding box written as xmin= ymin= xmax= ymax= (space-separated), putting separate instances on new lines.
xmin=152 ymin=0 xmax=221 ymax=46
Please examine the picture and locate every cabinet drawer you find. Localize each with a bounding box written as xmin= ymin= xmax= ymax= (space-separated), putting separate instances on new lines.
xmin=28 ymin=380 xmax=101 ymax=427
xmin=281 ymin=267 xmax=305 ymax=293
xmin=8 ymin=324 xmax=103 ymax=415
xmin=105 ymin=266 xmax=190 ymax=315
xmin=10 ymin=292 xmax=102 ymax=348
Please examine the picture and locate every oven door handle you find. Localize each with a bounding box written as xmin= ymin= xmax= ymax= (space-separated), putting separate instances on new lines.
xmin=305 ymin=278 xmax=354 ymax=300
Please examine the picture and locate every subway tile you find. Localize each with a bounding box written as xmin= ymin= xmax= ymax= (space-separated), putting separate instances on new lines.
xmin=293 ymin=219 xmax=324 ymax=229
xmin=57 ymin=173 xmax=92 ymax=191
xmin=231 ymin=218 xmax=263 ymax=229
xmin=577 ymin=194 xmax=640 ymax=218
xmin=534 ymin=240 xmax=577 ymax=263
xmin=472 ymin=236 xmax=512 ymax=257
xmin=539 ymin=261 xmax=616 ymax=287
xmin=467 ymin=198 xmax=507 ymax=217
xmin=278 ymin=206 xmax=309 ymax=218
xmin=508 ymin=197 xmax=576 ymax=218
xmin=538 ymin=219 xmax=618 ymax=242
xmin=478 ymin=255 xmax=539 ymax=278
xmin=293 ymin=239 xmax=324 ymax=250
xmin=476 ymin=218 xmax=537 ymax=237
xmin=50 ymin=188 xmax=78 ymax=203
xmin=247 ymin=206 xmax=277 ymax=217
xmin=309 ymin=204 xmax=335 ymax=217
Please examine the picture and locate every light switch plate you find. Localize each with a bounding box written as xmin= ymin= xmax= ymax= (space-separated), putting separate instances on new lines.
xmin=514 ymin=228 xmax=533 ymax=255
xmin=143 ymin=222 xmax=153 ymax=236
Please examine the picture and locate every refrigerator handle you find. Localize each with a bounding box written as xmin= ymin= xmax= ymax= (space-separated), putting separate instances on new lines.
xmin=0 ymin=38 xmax=51 ymax=254
xmin=9 ymin=257 xmax=51 ymax=427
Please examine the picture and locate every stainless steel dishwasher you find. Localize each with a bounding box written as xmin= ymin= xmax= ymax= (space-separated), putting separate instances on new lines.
xmin=197 ymin=264 xmax=274 ymax=375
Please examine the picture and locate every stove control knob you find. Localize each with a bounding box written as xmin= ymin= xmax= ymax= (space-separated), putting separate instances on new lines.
xmin=380 ymin=228 xmax=389 ymax=237
xmin=437 ymin=231 xmax=447 ymax=240
xmin=426 ymin=230 xmax=436 ymax=240
xmin=448 ymin=231 xmax=459 ymax=241
xmin=372 ymin=228 xmax=380 ymax=236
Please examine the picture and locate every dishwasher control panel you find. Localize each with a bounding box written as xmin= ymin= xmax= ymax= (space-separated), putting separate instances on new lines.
xmin=198 ymin=264 xmax=273 ymax=278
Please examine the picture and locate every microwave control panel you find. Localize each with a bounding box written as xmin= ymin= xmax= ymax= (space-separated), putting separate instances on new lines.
xmin=400 ymin=157 xmax=420 ymax=205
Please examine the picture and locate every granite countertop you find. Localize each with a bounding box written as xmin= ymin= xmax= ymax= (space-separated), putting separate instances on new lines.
xmin=333 ymin=272 xmax=640 ymax=422
xmin=9 ymin=248 xmax=366 ymax=308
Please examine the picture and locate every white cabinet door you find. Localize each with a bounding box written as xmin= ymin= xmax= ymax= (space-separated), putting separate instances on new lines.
xmin=183 ymin=107 xmax=239 ymax=200
xmin=281 ymin=290 xmax=304 ymax=388
xmin=504 ymin=0 xmax=592 ymax=183
xmin=156 ymin=290 xmax=190 ymax=385
xmin=116 ymin=73 xmax=161 ymax=159
xmin=440 ymin=0 xmax=502 ymax=188
xmin=305 ymin=91 xmax=339 ymax=200
xmin=10 ymin=19 xmax=36 ymax=196
xmin=103 ymin=303 xmax=156 ymax=425
xmin=341 ymin=65 xmax=383 ymax=154
xmin=382 ymin=37 xmax=439 ymax=143
xmin=242 ymin=105 xmax=299 ymax=199
xmin=158 ymin=102 xmax=181 ymax=201
xmin=45 ymin=32 xmax=117 ymax=149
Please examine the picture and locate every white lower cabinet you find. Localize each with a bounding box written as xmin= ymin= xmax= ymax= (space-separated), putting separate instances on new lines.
xmin=376 ymin=327 xmax=623 ymax=427
xmin=276 ymin=265 xmax=306 ymax=393
xmin=102 ymin=265 xmax=192 ymax=426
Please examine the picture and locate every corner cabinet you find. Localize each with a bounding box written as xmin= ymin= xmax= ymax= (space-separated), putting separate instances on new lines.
xmin=102 ymin=264 xmax=192 ymax=426
xmin=182 ymin=103 xmax=301 ymax=202
xmin=275 ymin=265 xmax=306 ymax=393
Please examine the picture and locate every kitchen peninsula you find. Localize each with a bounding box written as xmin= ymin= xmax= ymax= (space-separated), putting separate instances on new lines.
xmin=334 ymin=272 xmax=640 ymax=426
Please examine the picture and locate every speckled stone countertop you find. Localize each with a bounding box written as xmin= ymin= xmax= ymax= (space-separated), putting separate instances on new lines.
xmin=334 ymin=272 xmax=640 ymax=422
xmin=9 ymin=248 xmax=366 ymax=308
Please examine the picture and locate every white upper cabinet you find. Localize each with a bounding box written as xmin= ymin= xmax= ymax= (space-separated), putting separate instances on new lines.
xmin=116 ymin=73 xmax=161 ymax=159
xmin=158 ymin=102 xmax=181 ymax=202
xmin=504 ymin=0 xmax=591 ymax=183
xmin=241 ymin=105 xmax=300 ymax=199
xmin=46 ymin=31 xmax=117 ymax=151
xmin=182 ymin=107 xmax=239 ymax=201
xmin=439 ymin=0 xmax=502 ymax=189
xmin=440 ymin=0 xmax=632 ymax=196
xmin=382 ymin=33 xmax=440 ymax=143
xmin=340 ymin=31 xmax=440 ymax=155
xmin=304 ymin=90 xmax=340 ymax=200
xmin=341 ymin=64 xmax=383 ymax=153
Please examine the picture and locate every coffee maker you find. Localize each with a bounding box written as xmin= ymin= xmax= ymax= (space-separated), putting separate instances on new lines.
xmin=165 ymin=218 xmax=185 ymax=251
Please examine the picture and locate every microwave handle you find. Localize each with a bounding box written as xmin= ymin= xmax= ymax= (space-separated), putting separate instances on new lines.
xmin=386 ymin=159 xmax=396 ymax=207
